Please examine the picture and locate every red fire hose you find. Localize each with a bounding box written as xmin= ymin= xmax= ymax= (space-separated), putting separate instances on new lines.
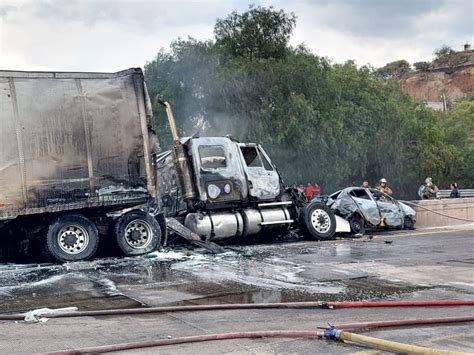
xmin=1 ymin=299 xmax=473 ymax=321
xmin=40 ymin=316 xmax=474 ymax=354
xmin=40 ymin=331 xmax=320 ymax=355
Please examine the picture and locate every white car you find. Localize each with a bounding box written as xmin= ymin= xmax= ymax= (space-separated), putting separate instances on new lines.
xmin=320 ymin=187 xmax=416 ymax=235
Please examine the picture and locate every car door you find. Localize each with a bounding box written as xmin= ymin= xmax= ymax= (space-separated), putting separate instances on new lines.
xmin=238 ymin=144 xmax=280 ymax=200
xmin=348 ymin=188 xmax=381 ymax=225
xmin=374 ymin=191 xmax=403 ymax=227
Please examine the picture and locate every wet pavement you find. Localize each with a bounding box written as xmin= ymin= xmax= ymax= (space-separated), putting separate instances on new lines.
xmin=0 ymin=226 xmax=473 ymax=353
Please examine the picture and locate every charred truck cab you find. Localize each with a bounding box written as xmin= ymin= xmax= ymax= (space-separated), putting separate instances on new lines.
xmin=180 ymin=137 xmax=292 ymax=240
xmin=156 ymin=101 xmax=347 ymax=244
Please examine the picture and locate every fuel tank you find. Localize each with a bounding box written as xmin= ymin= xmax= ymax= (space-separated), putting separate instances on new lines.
xmin=184 ymin=207 xmax=292 ymax=240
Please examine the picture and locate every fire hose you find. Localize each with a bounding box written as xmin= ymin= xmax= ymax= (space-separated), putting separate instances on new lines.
xmin=39 ymin=316 xmax=474 ymax=354
xmin=400 ymin=200 xmax=474 ymax=222
xmin=1 ymin=299 xmax=473 ymax=321
xmin=322 ymin=328 xmax=471 ymax=355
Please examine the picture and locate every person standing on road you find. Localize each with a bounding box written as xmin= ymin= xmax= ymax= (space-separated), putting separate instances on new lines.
xmin=361 ymin=180 xmax=370 ymax=188
xmin=313 ymin=183 xmax=321 ymax=197
xmin=305 ymin=183 xmax=314 ymax=200
xmin=297 ymin=184 xmax=305 ymax=194
xmin=450 ymin=182 xmax=461 ymax=198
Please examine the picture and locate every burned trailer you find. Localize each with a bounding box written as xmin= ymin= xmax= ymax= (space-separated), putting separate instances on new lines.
xmin=155 ymin=101 xmax=350 ymax=243
xmin=0 ymin=68 xmax=163 ymax=262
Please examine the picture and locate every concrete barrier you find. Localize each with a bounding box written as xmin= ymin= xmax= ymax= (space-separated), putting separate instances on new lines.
xmin=411 ymin=197 xmax=474 ymax=228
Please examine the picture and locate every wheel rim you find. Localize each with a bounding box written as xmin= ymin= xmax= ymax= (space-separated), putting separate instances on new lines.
xmin=58 ymin=224 xmax=90 ymax=255
xmin=124 ymin=219 xmax=153 ymax=249
xmin=310 ymin=209 xmax=331 ymax=234
xmin=351 ymin=219 xmax=362 ymax=233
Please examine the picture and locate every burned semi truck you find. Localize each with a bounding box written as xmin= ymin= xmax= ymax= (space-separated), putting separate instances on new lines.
xmin=0 ymin=68 xmax=163 ymax=261
xmin=0 ymin=67 xmax=348 ymax=262
xmin=154 ymin=101 xmax=349 ymax=244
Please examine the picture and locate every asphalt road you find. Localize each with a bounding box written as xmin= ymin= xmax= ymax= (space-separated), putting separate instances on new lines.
xmin=0 ymin=225 xmax=473 ymax=354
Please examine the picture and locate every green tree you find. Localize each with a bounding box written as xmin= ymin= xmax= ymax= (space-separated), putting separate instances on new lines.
xmin=214 ymin=5 xmax=296 ymax=61
xmin=144 ymin=6 xmax=470 ymax=199
xmin=433 ymin=45 xmax=469 ymax=69
xmin=377 ymin=60 xmax=411 ymax=79
xmin=441 ymin=94 xmax=474 ymax=186
xmin=413 ymin=61 xmax=431 ymax=71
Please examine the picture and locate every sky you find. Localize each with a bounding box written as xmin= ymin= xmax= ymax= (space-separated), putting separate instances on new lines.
xmin=0 ymin=0 xmax=472 ymax=72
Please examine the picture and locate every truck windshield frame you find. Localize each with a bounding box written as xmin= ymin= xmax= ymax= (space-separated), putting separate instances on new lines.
xmin=198 ymin=145 xmax=227 ymax=170
xmin=240 ymin=146 xmax=274 ymax=171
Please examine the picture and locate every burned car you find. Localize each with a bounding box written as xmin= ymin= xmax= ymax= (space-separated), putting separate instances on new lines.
xmin=318 ymin=187 xmax=416 ymax=235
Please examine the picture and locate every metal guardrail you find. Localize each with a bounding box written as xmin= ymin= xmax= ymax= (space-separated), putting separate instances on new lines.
xmin=437 ymin=189 xmax=474 ymax=198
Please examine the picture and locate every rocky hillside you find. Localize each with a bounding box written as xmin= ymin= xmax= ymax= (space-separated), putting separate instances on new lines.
xmin=400 ymin=49 xmax=474 ymax=105
xmin=401 ymin=65 xmax=473 ymax=102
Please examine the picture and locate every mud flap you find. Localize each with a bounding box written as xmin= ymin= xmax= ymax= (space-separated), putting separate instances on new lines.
xmin=165 ymin=217 xmax=226 ymax=254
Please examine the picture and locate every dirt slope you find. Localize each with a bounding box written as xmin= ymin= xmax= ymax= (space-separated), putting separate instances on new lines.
xmin=401 ymin=66 xmax=474 ymax=102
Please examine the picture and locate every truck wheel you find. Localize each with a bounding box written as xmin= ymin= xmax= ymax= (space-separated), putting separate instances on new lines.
xmin=349 ymin=216 xmax=365 ymax=235
xmin=45 ymin=214 xmax=99 ymax=262
xmin=114 ymin=211 xmax=161 ymax=256
xmin=300 ymin=202 xmax=336 ymax=240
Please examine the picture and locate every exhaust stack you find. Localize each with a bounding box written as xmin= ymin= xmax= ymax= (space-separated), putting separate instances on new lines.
xmin=158 ymin=100 xmax=197 ymax=201
xmin=159 ymin=100 xmax=180 ymax=143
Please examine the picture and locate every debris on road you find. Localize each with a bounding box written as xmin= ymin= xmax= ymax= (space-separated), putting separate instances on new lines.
xmin=24 ymin=307 xmax=78 ymax=323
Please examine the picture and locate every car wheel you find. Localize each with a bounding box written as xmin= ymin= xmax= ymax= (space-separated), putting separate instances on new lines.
xmin=404 ymin=216 xmax=415 ymax=230
xmin=114 ymin=211 xmax=161 ymax=256
xmin=300 ymin=202 xmax=336 ymax=240
xmin=44 ymin=214 xmax=99 ymax=262
xmin=349 ymin=216 xmax=365 ymax=235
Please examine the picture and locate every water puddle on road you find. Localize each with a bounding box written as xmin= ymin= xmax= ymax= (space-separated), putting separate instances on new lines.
xmin=0 ymin=272 xmax=144 ymax=313
xmin=160 ymin=278 xmax=432 ymax=307
xmin=0 ymin=247 xmax=433 ymax=313
xmin=0 ymin=257 xmax=184 ymax=313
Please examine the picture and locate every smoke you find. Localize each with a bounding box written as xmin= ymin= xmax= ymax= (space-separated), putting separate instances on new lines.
xmin=145 ymin=39 xmax=427 ymax=200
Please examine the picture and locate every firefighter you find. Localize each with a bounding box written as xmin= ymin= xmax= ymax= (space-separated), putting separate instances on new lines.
xmin=377 ymin=178 xmax=393 ymax=197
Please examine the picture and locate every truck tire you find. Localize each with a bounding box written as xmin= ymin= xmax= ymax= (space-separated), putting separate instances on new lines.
xmin=44 ymin=214 xmax=99 ymax=262
xmin=300 ymin=202 xmax=336 ymax=240
xmin=114 ymin=211 xmax=161 ymax=256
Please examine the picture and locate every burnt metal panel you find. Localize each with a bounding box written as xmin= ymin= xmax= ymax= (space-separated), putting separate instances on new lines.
xmin=0 ymin=68 xmax=142 ymax=79
xmin=155 ymin=151 xmax=187 ymax=216
xmin=74 ymin=78 xmax=94 ymax=191
xmin=188 ymin=137 xmax=249 ymax=205
xmin=328 ymin=187 xmax=413 ymax=228
xmin=331 ymin=188 xmax=381 ymax=225
xmin=0 ymin=68 xmax=154 ymax=221
xmin=377 ymin=200 xmax=403 ymax=227
xmin=0 ymin=77 xmax=24 ymax=212
xmin=237 ymin=143 xmax=280 ymax=201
